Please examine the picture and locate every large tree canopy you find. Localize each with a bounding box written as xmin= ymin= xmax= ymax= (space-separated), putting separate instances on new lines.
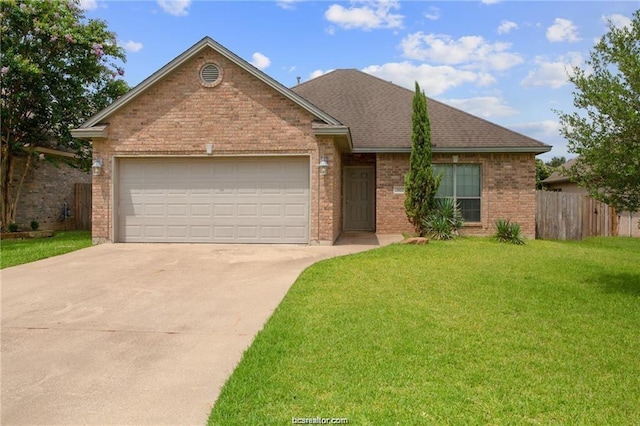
xmin=556 ymin=10 xmax=640 ymax=213
xmin=0 ymin=0 xmax=128 ymax=228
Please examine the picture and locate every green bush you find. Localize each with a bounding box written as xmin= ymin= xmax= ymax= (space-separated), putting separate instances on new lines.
xmin=494 ymin=219 xmax=525 ymax=245
xmin=423 ymin=198 xmax=464 ymax=240
xmin=8 ymin=222 xmax=19 ymax=232
xmin=30 ymin=220 xmax=39 ymax=231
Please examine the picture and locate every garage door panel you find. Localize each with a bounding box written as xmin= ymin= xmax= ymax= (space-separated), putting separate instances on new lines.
xmin=213 ymin=204 xmax=234 ymax=217
xmin=167 ymin=204 xmax=188 ymax=217
xmin=260 ymin=204 xmax=281 ymax=217
xmin=118 ymin=157 xmax=309 ymax=243
xmin=285 ymin=204 xmax=306 ymax=217
xmin=167 ymin=225 xmax=188 ymax=238
xmin=237 ymin=204 xmax=258 ymax=217
xmin=190 ymin=204 xmax=211 ymax=216
xmin=285 ymin=226 xmax=307 ymax=239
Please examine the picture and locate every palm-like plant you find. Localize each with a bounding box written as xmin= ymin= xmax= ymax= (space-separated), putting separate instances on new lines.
xmin=423 ymin=198 xmax=464 ymax=240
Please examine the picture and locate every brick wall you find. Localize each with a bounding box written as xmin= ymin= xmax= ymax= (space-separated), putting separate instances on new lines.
xmin=376 ymin=153 xmax=412 ymax=234
xmin=91 ymin=47 xmax=338 ymax=243
xmin=11 ymin=156 xmax=90 ymax=231
xmin=376 ymin=152 xmax=538 ymax=238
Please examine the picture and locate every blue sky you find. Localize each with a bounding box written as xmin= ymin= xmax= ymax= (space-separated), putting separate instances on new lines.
xmin=80 ymin=1 xmax=639 ymax=161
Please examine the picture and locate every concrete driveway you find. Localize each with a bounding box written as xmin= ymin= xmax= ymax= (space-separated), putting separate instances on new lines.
xmin=1 ymin=234 xmax=400 ymax=425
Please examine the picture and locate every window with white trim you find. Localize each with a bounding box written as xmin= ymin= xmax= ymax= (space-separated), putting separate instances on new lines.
xmin=433 ymin=164 xmax=481 ymax=222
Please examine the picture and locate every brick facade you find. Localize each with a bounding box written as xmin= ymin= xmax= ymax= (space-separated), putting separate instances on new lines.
xmin=373 ymin=152 xmax=537 ymax=238
xmin=10 ymin=156 xmax=90 ymax=231
xmin=87 ymin=42 xmax=540 ymax=244
xmin=91 ymin=47 xmax=341 ymax=244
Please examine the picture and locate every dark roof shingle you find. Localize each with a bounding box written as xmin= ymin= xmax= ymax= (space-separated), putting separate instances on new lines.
xmin=292 ymin=69 xmax=550 ymax=153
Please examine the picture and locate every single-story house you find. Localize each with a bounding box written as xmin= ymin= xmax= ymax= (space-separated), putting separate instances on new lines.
xmin=72 ymin=36 xmax=551 ymax=245
xmin=544 ymin=158 xmax=639 ymax=237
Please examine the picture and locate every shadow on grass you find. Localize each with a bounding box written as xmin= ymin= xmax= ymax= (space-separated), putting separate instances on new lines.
xmin=590 ymin=272 xmax=640 ymax=296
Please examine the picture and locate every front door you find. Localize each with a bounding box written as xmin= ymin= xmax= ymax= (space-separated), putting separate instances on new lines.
xmin=344 ymin=166 xmax=375 ymax=231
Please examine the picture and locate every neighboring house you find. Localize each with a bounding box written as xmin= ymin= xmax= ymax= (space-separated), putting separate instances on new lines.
xmin=72 ymin=37 xmax=550 ymax=245
xmin=543 ymin=157 xmax=581 ymax=193
xmin=543 ymin=158 xmax=640 ymax=237
xmin=9 ymin=148 xmax=91 ymax=231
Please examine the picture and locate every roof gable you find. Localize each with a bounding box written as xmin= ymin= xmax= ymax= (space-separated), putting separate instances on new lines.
xmin=292 ymin=69 xmax=551 ymax=154
xmin=80 ymin=37 xmax=341 ymax=129
xmin=543 ymin=157 xmax=579 ymax=184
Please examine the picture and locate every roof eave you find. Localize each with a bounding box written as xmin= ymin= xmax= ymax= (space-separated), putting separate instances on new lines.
xmin=352 ymin=145 xmax=553 ymax=154
xmin=71 ymin=125 xmax=109 ymax=139
xmin=79 ymin=37 xmax=340 ymax=129
xmin=313 ymin=126 xmax=353 ymax=152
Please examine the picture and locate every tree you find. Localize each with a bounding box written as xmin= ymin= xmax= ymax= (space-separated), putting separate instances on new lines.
xmin=0 ymin=0 xmax=129 ymax=229
xmin=535 ymin=159 xmax=551 ymax=190
xmin=556 ymin=10 xmax=640 ymax=213
xmin=405 ymin=81 xmax=440 ymax=236
xmin=546 ymin=156 xmax=566 ymax=168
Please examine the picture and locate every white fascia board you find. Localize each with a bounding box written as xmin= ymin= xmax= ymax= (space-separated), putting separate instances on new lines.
xmin=313 ymin=126 xmax=353 ymax=151
xmin=71 ymin=125 xmax=109 ymax=139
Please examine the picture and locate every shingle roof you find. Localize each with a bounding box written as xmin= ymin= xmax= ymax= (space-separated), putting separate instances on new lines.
xmin=543 ymin=157 xmax=579 ymax=183
xmin=292 ymin=69 xmax=551 ymax=154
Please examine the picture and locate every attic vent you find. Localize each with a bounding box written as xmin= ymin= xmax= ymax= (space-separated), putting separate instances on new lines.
xmin=200 ymin=63 xmax=222 ymax=86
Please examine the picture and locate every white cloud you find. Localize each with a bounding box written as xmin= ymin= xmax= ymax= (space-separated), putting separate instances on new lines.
xmin=250 ymin=52 xmax=271 ymax=70
xmin=424 ymin=7 xmax=440 ymax=21
xmin=122 ymin=40 xmax=143 ymax=53
xmin=602 ymin=14 xmax=633 ymax=30
xmin=546 ymin=18 xmax=580 ymax=42
xmin=309 ymin=69 xmax=335 ymax=80
xmin=277 ymin=0 xmax=299 ymax=10
xmin=444 ymin=96 xmax=518 ymax=118
xmin=481 ymin=0 xmax=500 ymax=4
xmin=400 ymin=32 xmax=523 ymax=71
xmin=362 ymin=62 xmax=493 ymax=96
xmin=79 ymin=0 xmax=98 ymax=11
xmin=497 ymin=20 xmax=518 ymax=34
xmin=521 ymin=52 xmax=583 ymax=89
xmin=511 ymin=120 xmax=561 ymax=138
xmin=157 ymin=0 xmax=191 ymax=17
xmin=325 ymin=0 xmax=403 ymax=30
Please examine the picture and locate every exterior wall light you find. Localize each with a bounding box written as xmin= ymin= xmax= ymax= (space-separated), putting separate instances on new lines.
xmin=92 ymin=157 xmax=103 ymax=176
xmin=205 ymin=143 xmax=213 ymax=155
xmin=318 ymin=156 xmax=329 ymax=176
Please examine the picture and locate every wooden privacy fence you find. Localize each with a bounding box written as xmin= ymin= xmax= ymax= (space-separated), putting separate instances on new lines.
xmin=536 ymin=191 xmax=617 ymax=240
xmin=74 ymin=183 xmax=92 ymax=231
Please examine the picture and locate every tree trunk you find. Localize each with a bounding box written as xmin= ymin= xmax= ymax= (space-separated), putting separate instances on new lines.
xmin=9 ymin=153 xmax=33 ymax=225
xmin=0 ymin=147 xmax=14 ymax=229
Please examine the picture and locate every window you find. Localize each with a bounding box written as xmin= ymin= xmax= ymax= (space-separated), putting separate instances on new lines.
xmin=433 ymin=164 xmax=481 ymax=222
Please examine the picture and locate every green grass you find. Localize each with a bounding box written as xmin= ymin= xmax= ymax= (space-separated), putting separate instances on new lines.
xmin=209 ymin=237 xmax=640 ymax=425
xmin=0 ymin=231 xmax=91 ymax=268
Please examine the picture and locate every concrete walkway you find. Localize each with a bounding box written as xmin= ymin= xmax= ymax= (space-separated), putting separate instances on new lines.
xmin=1 ymin=234 xmax=401 ymax=425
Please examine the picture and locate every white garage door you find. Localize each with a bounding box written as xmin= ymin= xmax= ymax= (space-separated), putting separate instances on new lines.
xmin=118 ymin=157 xmax=309 ymax=243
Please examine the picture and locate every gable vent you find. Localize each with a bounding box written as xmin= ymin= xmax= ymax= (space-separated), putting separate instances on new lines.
xmin=200 ymin=64 xmax=221 ymax=85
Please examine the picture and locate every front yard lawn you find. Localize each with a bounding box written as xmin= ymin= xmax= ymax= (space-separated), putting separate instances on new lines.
xmin=1 ymin=231 xmax=91 ymax=269
xmin=210 ymin=237 xmax=640 ymax=425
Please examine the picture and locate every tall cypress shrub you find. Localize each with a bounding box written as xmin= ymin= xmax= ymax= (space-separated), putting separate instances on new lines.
xmin=404 ymin=82 xmax=440 ymax=236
